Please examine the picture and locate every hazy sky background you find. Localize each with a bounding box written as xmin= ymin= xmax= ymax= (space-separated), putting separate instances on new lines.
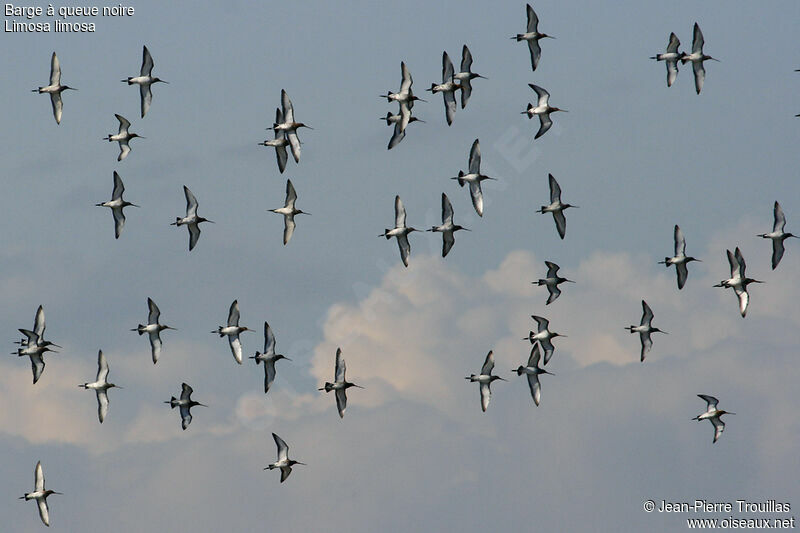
xmin=2 ymin=0 xmax=799 ymax=531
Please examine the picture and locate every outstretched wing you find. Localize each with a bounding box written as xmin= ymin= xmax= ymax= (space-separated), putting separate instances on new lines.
xmin=532 ymin=315 xmax=550 ymax=332
xmin=188 ymin=223 xmax=201 ymax=251
xmin=149 ymin=331 xmax=162 ymax=364
xmin=285 ymin=179 xmax=298 ymax=210
xmin=480 ymin=350 xmax=495 ymax=375
xmin=674 ymin=225 xmax=686 ymax=256
xmin=666 ymin=32 xmax=681 ymax=53
xmin=442 ymin=230 xmax=455 ymax=258
xmin=399 ymin=61 xmax=413 ymax=94
xmin=287 ymin=131 xmax=301 ymax=163
xmin=227 ymin=300 xmax=240 ymax=327
xmin=461 ymin=44 xmax=473 ymax=72
xmin=526 ymin=3 xmax=540 ymax=32
xmin=773 ymin=201 xmax=786 ymax=232
xmin=183 ymin=186 xmax=198 ymax=217
xmin=529 ymin=84 xmax=550 ymax=107
xmin=33 ymin=305 xmax=46 ymax=340
xmin=639 ymin=332 xmax=653 ymax=362
xmin=141 ymin=45 xmax=154 ymax=76
xmin=111 ymin=206 xmax=126 ymax=239
xmin=115 ymin=113 xmax=131 ymax=134
xmin=480 ymin=382 xmax=491 ymax=412
xmin=96 ymin=350 xmax=109 ymax=383
xmin=528 ymin=39 xmax=542 ymax=71
xmin=692 ymin=60 xmax=705 ymax=94
xmin=527 ymin=373 xmax=541 ymax=406
xmin=640 ymin=300 xmax=654 ymax=327
xmin=468 ymin=139 xmax=481 ymax=175
xmin=546 ymin=284 xmax=561 ymax=304
xmin=442 ymin=51 xmax=454 ymax=83
xmin=535 ymin=113 xmax=553 ymax=139
xmin=283 ymin=214 xmax=296 ymax=245
xmin=281 ymin=89 xmax=294 ymax=123
xmin=229 ymin=334 xmax=243 ymax=364
xmin=552 ymin=210 xmax=566 ymax=239
xmin=710 ymin=417 xmax=725 ymax=443
xmin=441 ymin=193 xmax=454 ymax=225
xmin=147 ymin=298 xmax=161 ymax=324
xmin=140 ymin=84 xmax=152 ymax=118
xmin=335 ymin=388 xmax=347 ymax=418
xmin=97 ymin=389 xmax=109 ymax=423
xmin=394 ymin=195 xmax=406 ymax=228
xmin=692 ymin=23 xmax=704 ymax=54
xmin=30 ymin=353 xmax=46 ymax=384
xmin=468 ymin=181 xmax=484 ymax=217
xmin=698 ymin=394 xmax=719 ymax=411
xmin=35 ymin=461 xmax=45 ymax=491
xmin=180 ymin=382 xmax=194 ymax=401
xmin=460 ymin=77 xmax=472 ymax=109
xmin=334 ymin=348 xmax=346 ymax=382
xmin=676 ymin=262 xmax=689 ymax=289
xmin=527 ymin=344 xmax=542 ymax=367
xmin=548 ymin=174 xmax=562 ymax=203
xmin=180 ymin=405 xmax=192 ymax=430
xmin=49 ymin=52 xmax=61 ymax=85
xmin=273 ymin=432 xmax=289 ymax=461
xmin=443 ymin=90 xmax=457 ymax=126
xmin=50 ymin=93 xmax=63 ymax=124
xmin=37 ymin=498 xmax=51 ymax=527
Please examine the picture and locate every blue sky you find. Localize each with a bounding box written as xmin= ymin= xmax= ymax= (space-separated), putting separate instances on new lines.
xmin=2 ymin=0 xmax=799 ymax=531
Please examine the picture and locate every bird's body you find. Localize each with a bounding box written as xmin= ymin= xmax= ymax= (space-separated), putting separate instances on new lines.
xmin=680 ymin=23 xmax=718 ymax=94
xmin=250 ymin=322 xmax=291 ymax=394
xmin=380 ymin=196 xmax=418 ymax=267
xmin=381 ymin=61 xmax=425 ymax=108
xmin=165 ymin=383 xmax=206 ymax=430
xmin=96 ymin=171 xmax=139 ymax=239
xmin=171 ymin=185 xmax=213 ymax=251
xmin=15 ymin=306 xmax=60 ymax=384
xmin=659 ymin=225 xmax=700 ymax=289
xmin=537 ymin=173 xmax=576 ymax=239
xmin=20 ymin=461 xmax=62 ymax=527
xmin=758 ymin=201 xmax=796 ymax=270
xmin=212 ymin=300 xmax=252 ymax=364
xmin=269 ymin=179 xmax=309 ymax=245
xmin=428 ymin=193 xmax=469 ymax=257
xmin=692 ymin=394 xmax=733 ymax=443
xmin=32 ymin=52 xmax=76 ymax=124
xmin=466 ymin=350 xmax=505 ymax=412
xmin=535 ymin=260 xmax=574 ymax=304
xmin=453 ymin=44 xmax=486 ymax=108
xmin=523 ymin=84 xmax=565 ymax=139
xmin=385 ymin=101 xmax=422 ymax=150
xmin=650 ymin=33 xmax=682 ymax=87
xmin=513 ymin=344 xmax=553 ymax=406
xmin=319 ymin=348 xmax=363 ymax=418
xmin=625 ymin=300 xmax=667 ymax=362
xmin=79 ymin=350 xmax=120 ymax=423
xmin=132 ymin=298 xmax=175 ymax=364
xmin=266 ymin=433 xmax=305 ymax=483
xmin=512 ymin=4 xmax=553 ymax=71
xmin=260 ymin=108 xmax=290 ymax=173
xmin=713 ymin=248 xmax=762 ymax=317
xmin=122 ymin=45 xmax=167 ymax=117
xmin=451 ymin=138 xmax=495 ymax=217
xmin=427 ymin=51 xmax=461 ymax=125
xmin=273 ymin=90 xmax=311 ymax=163
xmin=523 ymin=315 xmax=563 ymax=365
xmin=103 ymin=114 xmax=142 ymax=161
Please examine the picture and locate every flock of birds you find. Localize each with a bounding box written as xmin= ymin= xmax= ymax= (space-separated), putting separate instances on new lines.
xmin=14 ymin=3 xmax=798 ymax=527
